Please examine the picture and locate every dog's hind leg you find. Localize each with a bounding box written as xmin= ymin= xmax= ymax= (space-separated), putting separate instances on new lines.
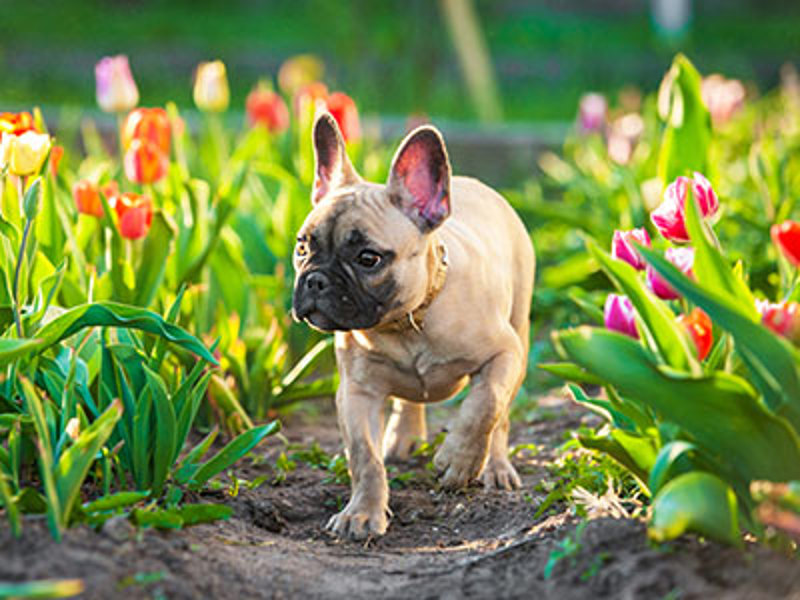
xmin=384 ymin=397 xmax=426 ymax=461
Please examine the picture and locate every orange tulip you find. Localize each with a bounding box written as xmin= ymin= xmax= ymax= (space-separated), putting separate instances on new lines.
xmin=121 ymin=107 xmax=171 ymax=154
xmin=326 ymin=92 xmax=360 ymax=143
xmin=0 ymin=112 xmax=37 ymax=136
xmin=677 ymin=308 xmax=713 ymax=361
xmin=246 ymin=86 xmax=290 ymax=133
xmin=49 ymin=145 xmax=64 ymax=177
xmin=123 ymin=138 xmax=168 ymax=184
xmin=73 ymin=180 xmax=103 ymax=218
xmin=294 ymin=82 xmax=329 ymax=115
xmin=113 ymin=192 xmax=153 ymax=240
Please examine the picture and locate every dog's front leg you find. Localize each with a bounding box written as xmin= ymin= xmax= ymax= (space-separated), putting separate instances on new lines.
xmin=433 ymin=336 xmax=524 ymax=490
xmin=327 ymin=381 xmax=389 ymax=540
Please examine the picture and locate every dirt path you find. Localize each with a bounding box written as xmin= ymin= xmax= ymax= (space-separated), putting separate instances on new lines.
xmin=2 ymin=398 xmax=799 ymax=599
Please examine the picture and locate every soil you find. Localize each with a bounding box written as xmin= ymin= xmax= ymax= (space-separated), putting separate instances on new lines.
xmin=2 ymin=395 xmax=799 ymax=600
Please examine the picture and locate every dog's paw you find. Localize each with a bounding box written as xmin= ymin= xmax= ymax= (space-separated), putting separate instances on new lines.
xmin=480 ymin=456 xmax=521 ymax=491
xmin=433 ymin=436 xmax=488 ymax=490
xmin=325 ymin=501 xmax=388 ymax=540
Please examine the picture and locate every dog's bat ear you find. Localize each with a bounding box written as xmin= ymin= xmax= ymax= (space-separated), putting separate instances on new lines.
xmin=387 ymin=126 xmax=451 ymax=232
xmin=312 ymin=111 xmax=360 ymax=204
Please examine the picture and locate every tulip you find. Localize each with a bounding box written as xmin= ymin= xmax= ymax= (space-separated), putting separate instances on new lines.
xmin=0 ymin=111 xmax=37 ymax=136
xmin=245 ymin=85 xmax=290 ymax=133
xmin=677 ymin=308 xmax=713 ymax=360
xmin=123 ymin=138 xmax=168 ymax=184
xmin=604 ymin=293 xmax=638 ymax=339
xmin=293 ymin=81 xmax=329 ymax=116
xmin=8 ymin=131 xmax=52 ymax=177
xmin=771 ymin=221 xmax=800 ymax=267
xmin=193 ymin=60 xmax=230 ymax=112
xmin=651 ymin=173 xmax=719 ymax=243
xmin=121 ymin=108 xmax=171 ymax=154
xmin=611 ymin=227 xmax=651 ymax=270
xmin=101 ymin=180 xmax=119 ymax=200
xmin=646 ymin=247 xmax=695 ymax=300
xmin=0 ymin=135 xmax=12 ymax=170
xmin=578 ymin=93 xmax=607 ymax=133
xmin=73 ymin=180 xmax=104 ymax=218
xmin=278 ymin=54 xmax=324 ymax=97
xmin=759 ymin=300 xmax=800 ymax=344
xmin=65 ymin=418 xmax=80 ymax=441
xmin=701 ymin=74 xmax=745 ymax=128
xmin=113 ymin=192 xmax=153 ymax=240
xmin=326 ymin=92 xmax=360 ymax=142
xmin=95 ymin=55 xmax=139 ymax=113
xmin=607 ymin=113 xmax=644 ymax=165
xmin=49 ymin=145 xmax=64 ymax=177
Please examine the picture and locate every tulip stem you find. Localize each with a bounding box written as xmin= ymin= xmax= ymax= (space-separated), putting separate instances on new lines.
xmin=12 ymin=219 xmax=33 ymax=338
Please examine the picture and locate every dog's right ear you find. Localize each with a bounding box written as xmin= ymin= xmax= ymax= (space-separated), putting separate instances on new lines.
xmin=312 ymin=112 xmax=360 ymax=205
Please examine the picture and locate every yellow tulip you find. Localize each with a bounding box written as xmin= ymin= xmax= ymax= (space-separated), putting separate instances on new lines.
xmin=193 ymin=60 xmax=230 ymax=112
xmin=9 ymin=131 xmax=52 ymax=176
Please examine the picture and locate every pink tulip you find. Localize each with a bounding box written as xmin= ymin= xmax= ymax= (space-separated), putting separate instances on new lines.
xmin=611 ymin=227 xmax=651 ymax=270
xmin=646 ymin=247 xmax=695 ymax=300
xmin=604 ymin=294 xmax=638 ymax=339
xmin=651 ymin=173 xmax=719 ymax=243
xmin=95 ymin=55 xmax=139 ymax=113
xmin=758 ymin=300 xmax=800 ymax=343
xmin=578 ymin=93 xmax=607 ymax=133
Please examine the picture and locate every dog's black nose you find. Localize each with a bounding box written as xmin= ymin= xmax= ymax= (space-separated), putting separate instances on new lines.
xmin=305 ymin=271 xmax=329 ymax=292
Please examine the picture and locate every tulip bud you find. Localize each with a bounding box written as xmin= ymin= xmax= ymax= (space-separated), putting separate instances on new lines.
xmin=651 ymin=172 xmax=719 ymax=243
xmin=9 ymin=131 xmax=52 ymax=177
xmin=73 ymin=180 xmax=104 ymax=218
xmin=278 ymin=54 xmax=324 ymax=97
xmin=123 ymin=138 xmax=168 ymax=184
xmin=578 ymin=93 xmax=607 ymax=133
xmin=65 ymin=418 xmax=80 ymax=441
xmin=95 ymin=55 xmax=139 ymax=114
xmin=646 ymin=247 xmax=695 ymax=300
xmin=121 ymin=108 xmax=171 ymax=154
xmin=604 ymin=293 xmax=638 ymax=339
xmin=771 ymin=221 xmax=800 ymax=267
xmin=611 ymin=228 xmax=651 ymax=270
xmin=326 ymin=92 xmax=361 ymax=143
xmin=193 ymin=60 xmax=230 ymax=112
xmin=245 ymin=85 xmax=290 ymax=133
xmin=677 ymin=308 xmax=713 ymax=360
xmin=113 ymin=192 xmax=153 ymax=240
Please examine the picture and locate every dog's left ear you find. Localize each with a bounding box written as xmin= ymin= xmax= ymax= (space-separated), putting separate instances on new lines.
xmin=312 ymin=111 xmax=360 ymax=204
xmin=387 ymin=126 xmax=451 ymax=232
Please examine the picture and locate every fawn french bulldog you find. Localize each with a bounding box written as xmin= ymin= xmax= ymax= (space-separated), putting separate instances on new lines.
xmin=292 ymin=112 xmax=535 ymax=539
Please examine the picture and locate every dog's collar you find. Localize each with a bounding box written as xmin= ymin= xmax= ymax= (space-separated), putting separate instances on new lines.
xmin=376 ymin=239 xmax=448 ymax=334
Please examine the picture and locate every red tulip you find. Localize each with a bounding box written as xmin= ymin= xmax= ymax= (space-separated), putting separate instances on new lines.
xmin=73 ymin=180 xmax=103 ymax=218
xmin=646 ymin=247 xmax=695 ymax=300
xmin=604 ymin=293 xmax=638 ymax=339
xmin=326 ymin=92 xmax=360 ymax=142
xmin=122 ymin=107 xmax=171 ymax=154
xmin=651 ymin=173 xmax=719 ymax=243
xmin=611 ymin=227 xmax=651 ymax=270
xmin=0 ymin=111 xmax=37 ymax=136
xmin=771 ymin=221 xmax=800 ymax=267
xmin=677 ymin=308 xmax=713 ymax=360
xmin=759 ymin=300 xmax=800 ymax=343
xmin=123 ymin=138 xmax=168 ymax=184
xmin=113 ymin=192 xmax=153 ymax=240
xmin=245 ymin=86 xmax=290 ymax=133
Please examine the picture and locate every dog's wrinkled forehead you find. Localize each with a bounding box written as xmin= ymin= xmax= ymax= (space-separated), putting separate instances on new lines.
xmin=300 ymin=185 xmax=417 ymax=253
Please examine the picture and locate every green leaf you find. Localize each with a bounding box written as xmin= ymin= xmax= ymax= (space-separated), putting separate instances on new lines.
xmin=130 ymin=507 xmax=183 ymax=530
xmin=83 ymin=490 xmax=150 ymax=514
xmin=144 ymin=366 xmax=176 ymax=497
xmin=0 ymin=579 xmax=84 ymax=599
xmin=640 ymin=246 xmax=800 ymax=429
xmin=538 ymin=362 xmax=605 ymax=386
xmin=656 ymin=54 xmax=711 ymax=182
xmin=176 ymin=502 xmax=234 ymax=525
xmin=33 ymin=301 xmax=217 ymax=364
xmin=188 ymin=421 xmax=280 ymax=490
xmin=174 ymin=427 xmax=218 ymax=485
xmin=553 ymin=327 xmax=800 ymax=483
xmin=134 ymin=211 xmax=175 ymax=307
xmin=0 ymin=338 xmax=42 ymax=367
xmin=650 ymin=471 xmax=741 ymax=547
xmin=0 ymin=470 xmax=21 ymax=537
xmin=578 ymin=429 xmax=656 ymax=491
xmin=648 ymin=441 xmax=697 ymax=495
xmin=588 ymin=239 xmax=697 ymax=373
xmin=22 ymin=177 xmax=42 ymax=221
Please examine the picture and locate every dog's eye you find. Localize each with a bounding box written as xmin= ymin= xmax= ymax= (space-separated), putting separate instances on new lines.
xmin=295 ymin=241 xmax=308 ymax=258
xmin=356 ymin=249 xmax=382 ymax=269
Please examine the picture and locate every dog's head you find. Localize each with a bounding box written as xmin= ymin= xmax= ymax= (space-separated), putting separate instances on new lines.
xmin=292 ymin=112 xmax=452 ymax=332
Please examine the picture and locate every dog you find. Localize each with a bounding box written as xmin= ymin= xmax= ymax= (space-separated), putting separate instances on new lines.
xmin=292 ymin=112 xmax=535 ymax=540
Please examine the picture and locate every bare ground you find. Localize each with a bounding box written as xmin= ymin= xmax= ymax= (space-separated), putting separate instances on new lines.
xmin=2 ymin=396 xmax=800 ymax=599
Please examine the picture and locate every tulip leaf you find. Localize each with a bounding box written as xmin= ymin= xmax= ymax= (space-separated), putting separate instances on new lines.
xmin=587 ymin=238 xmax=697 ymax=373
xmin=32 ymin=301 xmax=217 ymax=364
xmin=650 ymin=472 xmax=741 ymax=547
xmin=640 ymin=246 xmax=800 ymax=430
xmin=657 ymin=54 xmax=711 ymax=183
xmin=553 ymin=326 xmax=800 ymax=483
xmin=538 ymin=362 xmax=605 ymax=386
xmin=0 ymin=338 xmax=43 ymax=367
xmin=579 ymin=429 xmax=656 ymax=492
xmin=134 ymin=211 xmax=175 ymax=308
xmin=648 ymin=440 xmax=697 ymax=495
